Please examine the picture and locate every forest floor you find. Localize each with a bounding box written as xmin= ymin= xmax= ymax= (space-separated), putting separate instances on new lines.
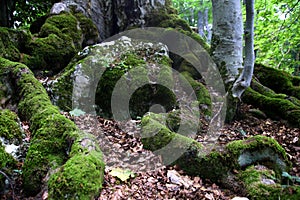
xmin=1 ymin=104 xmax=299 ymax=200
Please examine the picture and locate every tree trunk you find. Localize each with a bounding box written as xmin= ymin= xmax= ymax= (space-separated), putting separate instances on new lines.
xmin=211 ymin=0 xmax=244 ymax=122
xmin=232 ymin=0 xmax=255 ymax=99
xmin=0 ymin=0 xmax=15 ymax=27
xmin=197 ymin=10 xmax=204 ymax=37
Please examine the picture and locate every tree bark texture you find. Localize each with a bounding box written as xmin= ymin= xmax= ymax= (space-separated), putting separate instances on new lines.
xmin=232 ymin=0 xmax=255 ymax=99
xmin=211 ymin=0 xmax=243 ymax=85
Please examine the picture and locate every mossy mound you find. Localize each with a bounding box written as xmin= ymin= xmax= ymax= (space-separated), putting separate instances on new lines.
xmin=0 ymin=27 xmax=31 ymax=62
xmin=48 ymin=132 xmax=105 ymax=200
xmin=0 ymin=58 xmax=104 ymax=198
xmin=239 ymin=166 xmax=300 ymax=199
xmin=23 ymin=12 xmax=98 ymax=73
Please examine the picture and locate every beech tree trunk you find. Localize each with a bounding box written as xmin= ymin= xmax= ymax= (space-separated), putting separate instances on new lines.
xmin=211 ymin=0 xmax=255 ymax=122
xmin=232 ymin=0 xmax=255 ymax=99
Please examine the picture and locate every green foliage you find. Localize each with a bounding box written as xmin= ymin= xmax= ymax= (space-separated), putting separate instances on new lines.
xmin=171 ymin=0 xmax=212 ymax=27
xmin=254 ymin=0 xmax=300 ymax=74
xmin=14 ymin=0 xmax=58 ymax=28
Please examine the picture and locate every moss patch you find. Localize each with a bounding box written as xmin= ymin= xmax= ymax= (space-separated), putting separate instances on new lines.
xmin=242 ymin=87 xmax=300 ymax=127
xmin=239 ymin=166 xmax=300 ymax=199
xmin=255 ymin=64 xmax=300 ymax=99
xmin=0 ymin=109 xmax=22 ymax=142
xmin=48 ymin=132 xmax=105 ymax=200
xmin=23 ymin=12 xmax=98 ymax=73
xmin=0 ymin=144 xmax=17 ymax=191
xmin=0 ymin=27 xmax=31 ymax=62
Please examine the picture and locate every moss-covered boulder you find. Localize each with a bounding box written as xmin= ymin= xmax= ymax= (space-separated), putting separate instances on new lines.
xmin=0 ymin=58 xmax=104 ymax=198
xmin=0 ymin=27 xmax=31 ymax=62
xmin=24 ymin=12 xmax=99 ymax=73
xmin=49 ymin=36 xmax=177 ymax=118
xmin=141 ymin=112 xmax=291 ymax=194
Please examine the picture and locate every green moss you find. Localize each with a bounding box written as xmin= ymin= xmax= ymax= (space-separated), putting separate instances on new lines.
xmin=179 ymin=59 xmax=201 ymax=79
xmin=39 ymin=13 xmax=82 ymax=48
xmin=0 ymin=109 xmax=22 ymax=141
xmin=73 ymin=12 xmax=99 ymax=46
xmin=25 ymin=33 xmax=76 ymax=71
xmin=242 ymin=87 xmax=300 ymax=126
xmin=24 ymin=12 xmax=97 ymax=72
xmin=120 ymin=53 xmax=147 ymax=67
xmin=255 ymin=64 xmax=300 ymax=99
xmin=48 ymin=132 xmax=105 ymax=200
xmin=159 ymin=16 xmax=192 ymax=32
xmin=226 ymin=135 xmax=289 ymax=175
xmin=0 ymin=58 xmax=105 ymax=197
xmin=239 ymin=166 xmax=300 ymax=199
xmin=141 ymin=113 xmax=227 ymax=180
xmin=96 ymin=68 xmax=125 ymax=117
xmin=0 ymin=27 xmax=31 ymax=62
xmin=141 ymin=112 xmax=291 ymax=188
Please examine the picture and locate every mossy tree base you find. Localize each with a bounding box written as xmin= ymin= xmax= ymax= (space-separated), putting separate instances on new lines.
xmin=242 ymin=64 xmax=300 ymax=127
xmin=141 ymin=112 xmax=294 ymax=197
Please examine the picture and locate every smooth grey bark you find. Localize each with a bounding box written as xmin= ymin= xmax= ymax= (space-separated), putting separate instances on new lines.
xmin=211 ymin=0 xmax=244 ymax=85
xmin=232 ymin=0 xmax=255 ymax=98
xmin=197 ymin=10 xmax=204 ymax=37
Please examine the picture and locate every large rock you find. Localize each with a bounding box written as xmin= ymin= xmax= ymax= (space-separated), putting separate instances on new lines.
xmin=48 ymin=36 xmax=178 ymax=118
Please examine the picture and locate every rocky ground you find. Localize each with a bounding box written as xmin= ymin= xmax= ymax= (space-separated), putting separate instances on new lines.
xmin=1 ymin=104 xmax=299 ymax=200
